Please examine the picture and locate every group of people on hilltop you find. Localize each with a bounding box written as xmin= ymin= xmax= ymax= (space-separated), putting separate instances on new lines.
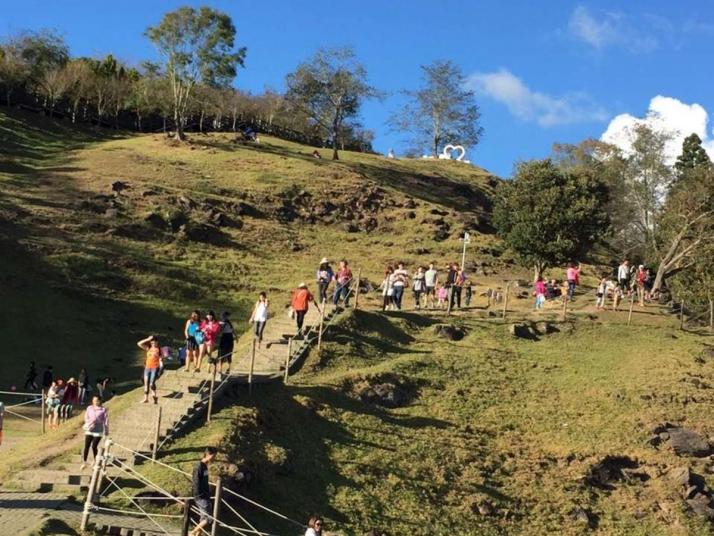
xmin=380 ymin=261 xmax=469 ymax=311
xmin=531 ymin=259 xmax=656 ymax=312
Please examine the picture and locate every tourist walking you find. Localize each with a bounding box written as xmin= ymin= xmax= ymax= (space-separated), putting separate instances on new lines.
xmin=333 ymin=260 xmax=354 ymax=307
xmin=412 ymin=266 xmax=426 ymax=309
xmin=596 ymin=278 xmax=608 ymax=310
xmin=316 ymin=258 xmax=334 ymax=305
xmin=424 ymin=262 xmax=438 ymax=309
xmin=392 ymin=262 xmax=409 ymax=310
xmin=566 ymin=262 xmax=581 ymax=299
xmin=46 ymin=380 xmax=62 ymax=429
xmin=380 ymin=266 xmax=395 ymax=311
xmin=617 ymin=260 xmax=630 ymax=296
xmin=534 ymin=277 xmax=546 ymax=310
xmin=62 ymin=378 xmax=79 ymax=406
xmin=78 ymin=368 xmax=89 ymax=405
xmin=305 ymin=515 xmax=324 ymax=536
xmin=137 ymin=335 xmax=162 ymax=404
xmin=636 ymin=265 xmax=647 ymax=306
xmin=184 ymin=310 xmax=201 ymax=373
xmin=190 ymin=447 xmax=217 ymax=536
xmin=218 ymin=312 xmax=235 ymax=374
xmin=452 ymin=264 xmax=467 ymax=309
xmin=249 ymin=292 xmax=270 ymax=348
xmin=198 ymin=311 xmax=221 ymax=372
xmin=23 ymin=361 xmax=38 ymax=391
xmin=95 ymin=377 xmax=111 ymax=399
xmin=81 ymin=395 xmax=108 ymax=470
xmin=291 ymin=283 xmax=321 ymax=336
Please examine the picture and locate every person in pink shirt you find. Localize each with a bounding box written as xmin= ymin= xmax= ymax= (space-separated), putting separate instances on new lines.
xmin=534 ymin=277 xmax=547 ymax=310
xmin=566 ymin=262 xmax=581 ymax=299
xmin=197 ymin=310 xmax=221 ymax=373
xmin=81 ymin=395 xmax=109 ymax=470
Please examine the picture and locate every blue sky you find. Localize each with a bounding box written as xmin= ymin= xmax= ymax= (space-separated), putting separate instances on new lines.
xmin=3 ymin=0 xmax=714 ymax=177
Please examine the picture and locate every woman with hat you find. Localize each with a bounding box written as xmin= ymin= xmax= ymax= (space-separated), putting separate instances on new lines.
xmin=316 ymin=258 xmax=334 ymax=305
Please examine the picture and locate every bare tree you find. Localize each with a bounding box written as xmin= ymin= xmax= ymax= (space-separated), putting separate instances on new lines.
xmin=285 ymin=47 xmax=378 ymax=160
xmin=390 ymin=60 xmax=483 ymax=157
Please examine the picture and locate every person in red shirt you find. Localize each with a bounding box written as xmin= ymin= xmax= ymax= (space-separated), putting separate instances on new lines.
xmin=137 ymin=335 xmax=163 ymax=404
xmin=291 ymin=283 xmax=321 ymax=336
xmin=333 ymin=259 xmax=354 ymax=307
xmin=197 ymin=311 xmax=221 ymax=373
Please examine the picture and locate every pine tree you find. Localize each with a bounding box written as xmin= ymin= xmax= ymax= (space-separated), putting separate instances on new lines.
xmin=674 ymin=133 xmax=712 ymax=178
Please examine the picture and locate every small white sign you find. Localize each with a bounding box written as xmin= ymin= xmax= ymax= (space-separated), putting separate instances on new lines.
xmin=463 ymin=232 xmax=471 ymax=244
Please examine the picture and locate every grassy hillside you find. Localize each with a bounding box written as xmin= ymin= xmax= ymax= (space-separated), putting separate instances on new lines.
xmin=0 ymin=107 xmax=501 ymax=391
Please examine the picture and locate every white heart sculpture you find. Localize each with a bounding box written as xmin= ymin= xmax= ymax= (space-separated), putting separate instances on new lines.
xmin=441 ymin=144 xmax=467 ymax=161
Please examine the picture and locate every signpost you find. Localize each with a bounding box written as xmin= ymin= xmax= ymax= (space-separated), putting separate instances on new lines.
xmin=460 ymin=232 xmax=471 ymax=269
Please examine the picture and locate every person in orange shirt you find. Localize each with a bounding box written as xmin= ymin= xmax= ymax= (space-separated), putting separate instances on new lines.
xmin=291 ymin=283 xmax=321 ymax=336
xmin=137 ymin=335 xmax=163 ymax=404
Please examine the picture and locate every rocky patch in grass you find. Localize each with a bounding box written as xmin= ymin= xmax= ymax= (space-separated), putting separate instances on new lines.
xmin=342 ymin=374 xmax=416 ymax=408
xmin=669 ymin=466 xmax=714 ymax=520
xmin=434 ymin=323 xmax=466 ymax=341
xmin=649 ymin=423 xmax=712 ymax=457
xmin=585 ymin=455 xmax=650 ymax=491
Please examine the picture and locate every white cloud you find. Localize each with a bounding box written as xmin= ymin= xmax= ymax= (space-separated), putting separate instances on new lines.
xmin=465 ymin=68 xmax=608 ymax=127
xmin=568 ymin=6 xmax=664 ymax=53
xmin=601 ymin=96 xmax=714 ymax=164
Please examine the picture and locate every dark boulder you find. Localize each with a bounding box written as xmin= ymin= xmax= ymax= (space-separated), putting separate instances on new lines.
xmin=111 ymin=181 xmax=129 ymax=193
xmin=509 ymin=323 xmax=538 ymax=340
xmin=534 ymin=321 xmax=559 ymax=335
xmin=434 ymin=324 xmax=466 ymax=341
xmin=668 ymin=427 xmax=711 ymax=457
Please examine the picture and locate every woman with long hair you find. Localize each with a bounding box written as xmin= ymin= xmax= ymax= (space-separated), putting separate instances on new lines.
xmin=249 ymin=292 xmax=270 ymax=349
xmin=197 ymin=311 xmax=221 ymax=373
xmin=305 ymin=515 xmax=323 ymax=536
xmin=184 ymin=310 xmax=201 ymax=372
xmin=137 ymin=335 xmax=162 ymax=404
xmin=81 ymin=395 xmax=108 ymax=470
xmin=381 ymin=265 xmax=395 ymax=311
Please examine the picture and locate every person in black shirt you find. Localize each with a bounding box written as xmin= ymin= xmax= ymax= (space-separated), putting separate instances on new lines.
xmin=24 ymin=362 xmax=38 ymax=391
xmin=41 ymin=365 xmax=53 ymax=390
xmin=191 ymin=446 xmax=217 ymax=536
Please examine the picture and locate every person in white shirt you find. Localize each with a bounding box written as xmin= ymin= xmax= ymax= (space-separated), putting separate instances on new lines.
xmin=424 ymin=262 xmax=438 ymax=309
xmin=617 ymin=260 xmax=630 ymax=295
xmin=249 ymin=292 xmax=270 ymax=348
xmin=305 ymin=515 xmax=323 ymax=536
xmin=392 ymin=262 xmax=409 ymax=310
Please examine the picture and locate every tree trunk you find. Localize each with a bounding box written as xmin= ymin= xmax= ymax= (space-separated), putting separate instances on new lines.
xmin=174 ymin=108 xmax=185 ymax=141
xmin=199 ymin=109 xmax=205 ymax=133
xmin=433 ymin=136 xmax=439 ymax=157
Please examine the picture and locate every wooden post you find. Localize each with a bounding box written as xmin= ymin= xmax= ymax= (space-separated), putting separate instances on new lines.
xmin=353 ymin=268 xmax=362 ymax=309
xmin=709 ymin=299 xmax=713 ymax=333
xmin=627 ymin=293 xmax=635 ymax=326
xmin=284 ymin=338 xmax=293 ymax=384
xmin=40 ymin=389 xmax=46 ymax=434
xmin=317 ymin=300 xmax=326 ymax=354
xmin=80 ymin=443 xmax=104 ymax=532
xmin=181 ymin=498 xmax=193 ymax=536
xmin=561 ymin=295 xmax=568 ymax=321
xmin=152 ymin=406 xmax=163 ymax=461
xmin=95 ymin=438 xmax=112 ymax=495
xmin=486 ymin=288 xmax=492 ymax=309
xmin=206 ymin=368 xmax=216 ymax=422
xmin=502 ymin=283 xmax=510 ymax=319
xmin=680 ymin=300 xmax=685 ymax=330
xmin=248 ymin=339 xmax=256 ymax=396
xmin=210 ymin=477 xmax=223 ymax=536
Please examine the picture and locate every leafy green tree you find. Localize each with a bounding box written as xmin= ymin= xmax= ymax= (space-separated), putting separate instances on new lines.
xmin=674 ymin=133 xmax=712 ymax=179
xmin=0 ymin=43 xmax=29 ymax=105
xmin=145 ymin=6 xmax=246 ymax=140
xmin=285 ymin=47 xmax=377 ymax=160
xmin=390 ymin=60 xmax=483 ymax=157
xmin=493 ymin=159 xmax=610 ymax=278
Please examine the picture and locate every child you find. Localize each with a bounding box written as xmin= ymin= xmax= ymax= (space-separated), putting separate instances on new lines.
xmin=596 ymin=277 xmax=607 ymax=310
xmin=437 ymin=283 xmax=448 ymax=310
xmin=534 ymin=277 xmax=546 ymax=310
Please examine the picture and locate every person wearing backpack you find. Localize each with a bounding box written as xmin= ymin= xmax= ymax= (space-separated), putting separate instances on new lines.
xmin=197 ymin=311 xmax=221 ymax=373
xmin=316 ymin=258 xmax=334 ymax=305
xmin=218 ymin=312 xmax=235 ymax=375
xmin=184 ymin=310 xmax=201 ymax=373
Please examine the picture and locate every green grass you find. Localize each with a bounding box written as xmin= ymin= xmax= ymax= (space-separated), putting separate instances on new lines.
xmin=128 ymin=309 xmax=714 ymax=535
